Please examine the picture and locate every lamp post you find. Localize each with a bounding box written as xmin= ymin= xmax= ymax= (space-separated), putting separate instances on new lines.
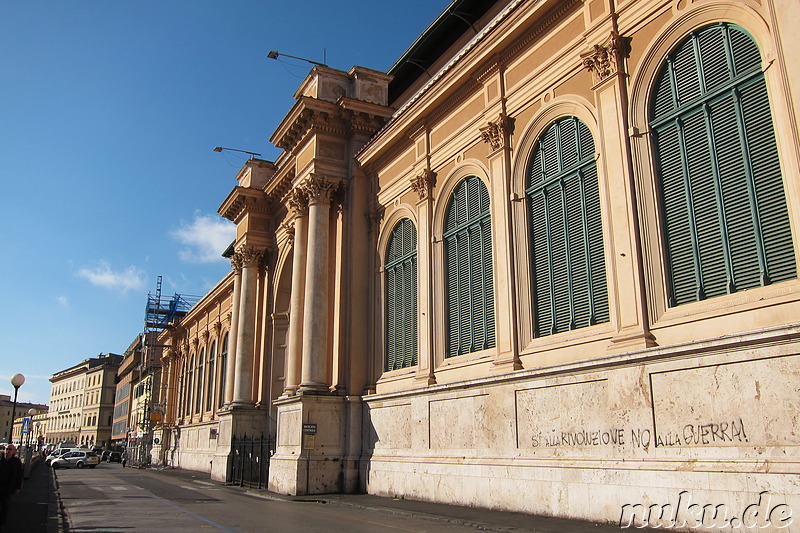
xmin=8 ymin=373 xmax=25 ymax=443
xmin=27 ymin=408 xmax=38 ymax=449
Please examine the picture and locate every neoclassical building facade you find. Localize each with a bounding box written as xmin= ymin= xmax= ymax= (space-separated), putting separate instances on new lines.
xmin=157 ymin=0 xmax=800 ymax=528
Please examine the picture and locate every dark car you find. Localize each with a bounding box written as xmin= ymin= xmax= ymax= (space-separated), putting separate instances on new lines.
xmin=105 ymin=451 xmax=122 ymax=463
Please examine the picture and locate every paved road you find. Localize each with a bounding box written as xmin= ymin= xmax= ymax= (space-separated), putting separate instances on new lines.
xmin=56 ymin=465 xmax=505 ymax=533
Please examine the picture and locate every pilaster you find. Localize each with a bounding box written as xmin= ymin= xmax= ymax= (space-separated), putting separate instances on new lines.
xmin=581 ymin=30 xmax=656 ymax=351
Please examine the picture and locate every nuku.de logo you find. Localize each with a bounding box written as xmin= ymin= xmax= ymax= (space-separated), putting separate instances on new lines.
xmin=619 ymin=491 xmax=792 ymax=529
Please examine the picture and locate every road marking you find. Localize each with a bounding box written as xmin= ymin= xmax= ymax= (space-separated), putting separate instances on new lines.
xmin=151 ymin=494 xmax=239 ymax=533
xmin=110 ymin=486 xmax=128 ymax=491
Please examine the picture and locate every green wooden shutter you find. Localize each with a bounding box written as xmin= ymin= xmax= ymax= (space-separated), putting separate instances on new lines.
xmin=444 ymin=176 xmax=496 ymax=357
xmin=385 ymin=219 xmax=418 ymax=371
xmin=651 ymin=23 xmax=795 ymax=307
xmin=527 ymin=117 xmax=609 ymax=337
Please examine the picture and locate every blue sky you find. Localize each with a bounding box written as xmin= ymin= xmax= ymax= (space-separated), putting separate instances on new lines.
xmin=0 ymin=1 xmax=449 ymax=405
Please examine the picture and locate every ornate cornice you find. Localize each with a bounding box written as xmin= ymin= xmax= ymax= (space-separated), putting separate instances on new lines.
xmin=219 ymin=187 xmax=272 ymax=223
xmin=480 ymin=113 xmax=515 ymax=151
xmin=476 ymin=61 xmax=503 ymax=85
xmin=410 ymin=169 xmax=436 ymax=201
xmin=581 ymin=31 xmax=631 ymax=85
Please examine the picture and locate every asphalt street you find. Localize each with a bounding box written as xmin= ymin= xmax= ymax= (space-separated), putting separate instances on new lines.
xmin=6 ymin=459 xmax=643 ymax=532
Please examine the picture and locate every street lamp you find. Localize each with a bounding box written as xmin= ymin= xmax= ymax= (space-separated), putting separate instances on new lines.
xmin=8 ymin=373 xmax=25 ymax=443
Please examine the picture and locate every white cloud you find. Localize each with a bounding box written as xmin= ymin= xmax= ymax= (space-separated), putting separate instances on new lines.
xmin=172 ymin=212 xmax=235 ymax=263
xmin=56 ymin=295 xmax=69 ymax=307
xmin=77 ymin=261 xmax=146 ymax=293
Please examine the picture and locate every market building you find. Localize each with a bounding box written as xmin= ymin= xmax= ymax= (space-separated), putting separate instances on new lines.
xmin=158 ymin=0 xmax=800 ymax=527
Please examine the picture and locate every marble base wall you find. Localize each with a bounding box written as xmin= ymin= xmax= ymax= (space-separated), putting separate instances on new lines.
xmin=363 ymin=326 xmax=800 ymax=532
xmin=269 ymin=393 xmax=348 ymax=495
xmin=165 ymin=407 xmax=268 ymax=482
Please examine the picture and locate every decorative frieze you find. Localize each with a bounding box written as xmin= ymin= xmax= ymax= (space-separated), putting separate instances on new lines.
xmin=581 ymin=31 xmax=631 ymax=84
xmin=410 ymin=169 xmax=436 ymax=201
xmin=480 ymin=113 xmax=514 ymax=151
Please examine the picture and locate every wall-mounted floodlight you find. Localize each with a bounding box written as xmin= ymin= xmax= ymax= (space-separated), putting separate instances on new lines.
xmin=213 ymin=146 xmax=261 ymax=159
xmin=267 ymin=50 xmax=326 ymax=67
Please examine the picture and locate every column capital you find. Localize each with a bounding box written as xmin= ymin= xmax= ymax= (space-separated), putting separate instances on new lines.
xmin=280 ymin=220 xmax=295 ymax=247
xmin=212 ymin=321 xmax=222 ymax=336
xmin=410 ymin=169 xmax=437 ymax=201
xmin=301 ymin=175 xmax=336 ymax=206
xmin=366 ymin=205 xmax=385 ymax=233
xmin=287 ymin=187 xmax=309 ymax=218
xmin=581 ymin=31 xmax=631 ymax=85
xmin=232 ymin=245 xmax=267 ymax=270
xmin=480 ymin=113 xmax=514 ymax=152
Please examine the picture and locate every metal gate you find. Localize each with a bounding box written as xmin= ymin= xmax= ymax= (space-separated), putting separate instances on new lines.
xmin=227 ymin=434 xmax=275 ymax=489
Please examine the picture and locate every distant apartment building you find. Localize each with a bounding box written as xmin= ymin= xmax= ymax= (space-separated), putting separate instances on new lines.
xmin=48 ymin=353 xmax=122 ymax=447
xmin=112 ymin=332 xmax=164 ymax=462
xmin=1 ymin=394 xmax=47 ymax=443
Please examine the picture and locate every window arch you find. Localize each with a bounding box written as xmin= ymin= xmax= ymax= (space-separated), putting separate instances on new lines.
xmin=444 ymin=175 xmax=495 ymax=357
xmin=650 ymin=23 xmax=796 ymax=307
xmin=206 ymin=340 xmax=216 ymax=412
xmin=218 ymin=333 xmax=228 ymax=408
xmin=186 ymin=356 xmax=194 ymax=418
xmin=385 ymin=218 xmax=418 ymax=371
xmin=527 ymin=116 xmax=609 ymax=337
xmin=195 ymin=348 xmax=204 ymax=414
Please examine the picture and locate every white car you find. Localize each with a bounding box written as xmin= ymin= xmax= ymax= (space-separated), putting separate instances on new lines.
xmin=51 ymin=451 xmax=99 ymax=469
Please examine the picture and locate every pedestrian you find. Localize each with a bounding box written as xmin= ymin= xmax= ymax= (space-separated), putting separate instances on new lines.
xmin=121 ymin=450 xmax=128 ymax=468
xmin=0 ymin=444 xmax=23 ymax=533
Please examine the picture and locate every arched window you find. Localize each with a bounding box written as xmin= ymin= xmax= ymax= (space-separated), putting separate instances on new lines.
xmin=218 ymin=334 xmax=228 ymax=408
xmin=651 ymin=23 xmax=796 ymax=306
xmin=527 ymin=116 xmax=609 ymax=337
xmin=206 ymin=340 xmax=216 ymax=412
xmin=195 ymin=348 xmax=204 ymax=414
xmin=444 ymin=175 xmax=495 ymax=357
xmin=187 ymin=356 xmax=194 ymax=417
xmin=385 ymin=218 xmax=418 ymax=371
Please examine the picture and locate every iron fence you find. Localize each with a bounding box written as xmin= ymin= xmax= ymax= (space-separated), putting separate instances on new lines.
xmin=227 ymin=433 xmax=275 ymax=489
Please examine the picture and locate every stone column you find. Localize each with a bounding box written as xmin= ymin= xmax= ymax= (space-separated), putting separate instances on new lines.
xmin=284 ymin=188 xmax=309 ymax=394
xmin=231 ymin=245 xmax=265 ymax=406
xmin=300 ymin=175 xmax=335 ymax=390
xmin=224 ymin=262 xmax=242 ymax=407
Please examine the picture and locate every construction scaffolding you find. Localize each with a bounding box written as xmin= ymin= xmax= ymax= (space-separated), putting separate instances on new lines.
xmin=144 ymin=276 xmax=200 ymax=332
xmin=127 ymin=276 xmax=200 ymax=467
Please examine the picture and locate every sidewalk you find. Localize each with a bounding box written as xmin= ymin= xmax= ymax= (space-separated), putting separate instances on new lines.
xmin=3 ymin=458 xmax=62 ymax=533
xmin=157 ymin=467 xmax=634 ymax=532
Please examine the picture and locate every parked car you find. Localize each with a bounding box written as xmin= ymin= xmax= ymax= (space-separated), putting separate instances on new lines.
xmin=104 ymin=451 xmax=122 ymax=463
xmin=51 ymin=451 xmax=99 ymax=469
